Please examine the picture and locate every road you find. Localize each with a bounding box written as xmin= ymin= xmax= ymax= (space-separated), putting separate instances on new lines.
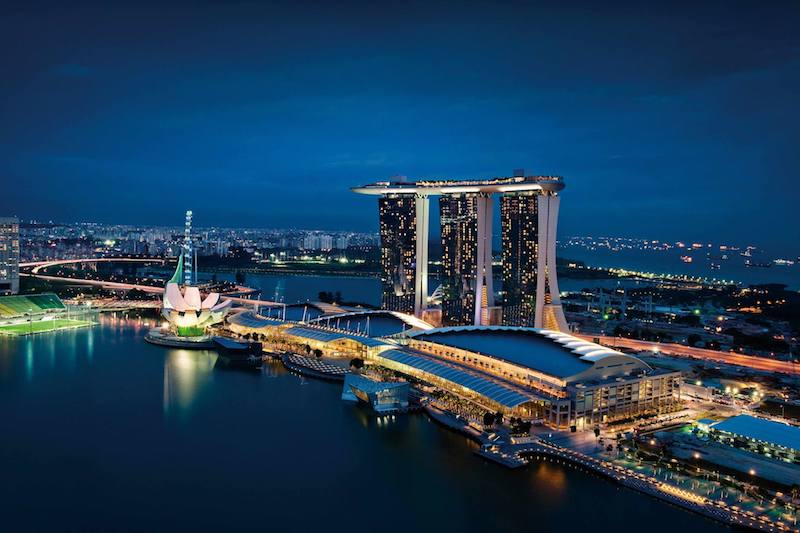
xmin=582 ymin=335 xmax=799 ymax=375
xmin=21 ymin=257 xmax=272 ymax=304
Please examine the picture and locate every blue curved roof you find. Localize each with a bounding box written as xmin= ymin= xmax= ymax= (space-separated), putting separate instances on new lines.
xmin=379 ymin=349 xmax=533 ymax=408
xmin=413 ymin=329 xmax=592 ymax=378
xmin=228 ymin=311 xmax=286 ymax=328
xmin=713 ymin=415 xmax=800 ymax=451
xmin=284 ymin=326 xmax=391 ymax=348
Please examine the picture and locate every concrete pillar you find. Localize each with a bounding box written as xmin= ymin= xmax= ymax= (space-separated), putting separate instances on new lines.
xmin=414 ymin=194 xmax=430 ymax=317
xmin=474 ymin=194 xmax=494 ymax=325
xmin=534 ymin=193 xmax=568 ymax=331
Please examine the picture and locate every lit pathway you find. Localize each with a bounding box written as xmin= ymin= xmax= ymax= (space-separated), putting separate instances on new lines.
xmin=479 ymin=439 xmax=795 ymax=531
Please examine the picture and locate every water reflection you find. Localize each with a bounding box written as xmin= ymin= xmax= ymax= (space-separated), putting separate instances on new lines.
xmin=25 ymin=340 xmax=34 ymax=381
xmin=530 ymin=460 xmax=567 ymax=498
xmin=162 ymin=349 xmax=218 ymax=418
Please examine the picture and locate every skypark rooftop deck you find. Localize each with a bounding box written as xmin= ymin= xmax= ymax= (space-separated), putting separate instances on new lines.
xmin=352 ymin=175 xmax=564 ymax=195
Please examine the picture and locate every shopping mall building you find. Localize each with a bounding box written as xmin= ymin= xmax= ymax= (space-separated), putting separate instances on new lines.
xmin=227 ymin=311 xmax=682 ymax=429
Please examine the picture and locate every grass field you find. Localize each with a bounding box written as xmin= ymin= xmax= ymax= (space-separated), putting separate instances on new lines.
xmin=0 ymin=319 xmax=94 ymax=336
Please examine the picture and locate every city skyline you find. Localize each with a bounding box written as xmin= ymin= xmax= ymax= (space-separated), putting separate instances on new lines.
xmin=2 ymin=1 xmax=799 ymax=250
xmin=2 ymin=2 xmax=800 ymax=530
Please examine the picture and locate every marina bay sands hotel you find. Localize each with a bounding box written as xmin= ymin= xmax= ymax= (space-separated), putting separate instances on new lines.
xmin=352 ymin=172 xmax=569 ymax=331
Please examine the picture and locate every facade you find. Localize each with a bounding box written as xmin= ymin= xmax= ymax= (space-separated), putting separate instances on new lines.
xmin=162 ymin=255 xmax=232 ymax=336
xmin=161 ymin=213 xmax=231 ymax=337
xmin=403 ymin=327 xmax=682 ymax=428
xmin=341 ymin=374 xmax=410 ymax=413
xmin=378 ymin=195 xmax=417 ymax=314
xmin=353 ymin=174 xmax=568 ymax=331
xmin=0 ymin=217 xmax=20 ymax=295
xmin=224 ymin=311 xmax=681 ymax=429
xmin=439 ymin=194 xmax=478 ymax=325
xmin=500 ymin=193 xmax=538 ymax=326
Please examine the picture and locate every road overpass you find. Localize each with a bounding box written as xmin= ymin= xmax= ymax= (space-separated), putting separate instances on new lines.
xmin=21 ymin=257 xmax=167 ymax=274
xmin=583 ymin=335 xmax=799 ymax=375
xmin=21 ymin=257 xmax=268 ymax=304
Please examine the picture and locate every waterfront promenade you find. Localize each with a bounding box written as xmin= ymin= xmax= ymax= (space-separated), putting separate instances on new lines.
xmin=480 ymin=439 xmax=794 ymax=532
xmin=418 ymin=397 xmax=794 ymax=532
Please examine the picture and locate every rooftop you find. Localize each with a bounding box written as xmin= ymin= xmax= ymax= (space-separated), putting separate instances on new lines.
xmin=409 ymin=326 xmax=650 ymax=381
xmin=283 ymin=326 xmax=393 ymax=348
xmin=352 ymin=175 xmax=564 ymax=196
xmin=228 ymin=311 xmax=286 ymax=328
xmin=410 ymin=327 xmax=594 ymax=378
xmin=344 ymin=374 xmax=408 ymax=393
xmin=378 ymin=348 xmax=533 ymax=408
xmin=712 ymin=415 xmax=800 ymax=451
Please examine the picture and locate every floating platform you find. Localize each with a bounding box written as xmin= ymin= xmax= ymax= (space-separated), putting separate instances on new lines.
xmin=144 ymin=328 xmax=214 ymax=349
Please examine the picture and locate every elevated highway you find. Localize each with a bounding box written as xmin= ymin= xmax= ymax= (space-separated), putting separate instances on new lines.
xmin=583 ymin=335 xmax=799 ymax=375
xmin=21 ymin=257 xmax=266 ymax=304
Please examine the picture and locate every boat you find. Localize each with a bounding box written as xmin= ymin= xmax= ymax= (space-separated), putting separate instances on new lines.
xmin=773 ymin=259 xmax=795 ymax=266
xmin=680 ymin=255 xmax=693 ymax=263
xmin=744 ymin=260 xmax=771 ymax=268
xmin=710 ymin=263 xmax=720 ymax=270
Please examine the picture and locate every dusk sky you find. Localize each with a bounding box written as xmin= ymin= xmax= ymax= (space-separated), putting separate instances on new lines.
xmin=1 ymin=1 xmax=798 ymax=250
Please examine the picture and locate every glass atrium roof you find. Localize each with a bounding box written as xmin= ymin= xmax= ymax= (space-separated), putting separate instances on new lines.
xmin=379 ymin=349 xmax=533 ymax=408
xmin=228 ymin=311 xmax=286 ymax=328
xmin=284 ymin=326 xmax=391 ymax=348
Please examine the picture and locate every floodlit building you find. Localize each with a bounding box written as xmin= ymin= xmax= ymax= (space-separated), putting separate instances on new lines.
xmin=161 ymin=212 xmax=231 ymax=336
xmin=353 ymin=173 xmax=568 ymax=331
xmin=0 ymin=217 xmax=20 ymax=295
xmin=224 ymin=309 xmax=679 ymax=429
xmin=704 ymin=415 xmax=800 ymax=465
xmin=401 ymin=326 xmax=682 ymax=428
xmin=439 ymin=194 xmax=480 ymax=326
xmin=500 ymin=193 xmax=538 ymax=326
xmin=341 ymin=374 xmax=410 ymax=413
xmin=162 ymin=255 xmax=232 ymax=336
xmin=377 ymin=195 xmax=418 ymax=314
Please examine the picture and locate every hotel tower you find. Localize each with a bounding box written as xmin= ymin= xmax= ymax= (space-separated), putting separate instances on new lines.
xmin=353 ymin=173 xmax=568 ymax=331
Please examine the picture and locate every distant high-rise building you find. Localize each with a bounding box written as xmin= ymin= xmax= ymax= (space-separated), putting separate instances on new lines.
xmin=378 ymin=195 xmax=417 ymax=314
xmin=319 ymin=234 xmax=333 ymax=251
xmin=303 ymin=234 xmax=320 ymax=250
xmin=500 ymin=193 xmax=538 ymax=326
xmin=335 ymin=235 xmax=350 ymax=250
xmin=0 ymin=217 xmax=20 ymax=295
xmin=439 ymin=194 xmax=478 ymax=325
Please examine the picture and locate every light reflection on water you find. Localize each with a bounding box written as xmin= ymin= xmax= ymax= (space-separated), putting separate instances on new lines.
xmin=0 ymin=320 xmax=730 ymax=532
xmin=162 ymin=349 xmax=218 ymax=418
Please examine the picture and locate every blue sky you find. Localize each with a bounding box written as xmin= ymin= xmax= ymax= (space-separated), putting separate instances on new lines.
xmin=1 ymin=1 xmax=798 ymax=251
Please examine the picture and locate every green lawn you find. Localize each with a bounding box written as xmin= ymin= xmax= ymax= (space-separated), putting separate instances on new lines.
xmin=0 ymin=319 xmax=94 ymax=336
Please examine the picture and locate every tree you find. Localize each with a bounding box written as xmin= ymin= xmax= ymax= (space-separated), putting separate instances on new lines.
xmin=350 ymin=358 xmax=365 ymax=370
xmin=494 ymin=411 xmax=504 ymax=425
xmin=313 ymin=348 xmax=323 ymax=358
xmin=483 ymin=412 xmax=495 ymax=427
xmin=303 ymin=344 xmax=311 ymax=355
xmin=594 ymin=426 xmax=601 ymax=441
xmin=687 ymin=333 xmax=701 ymax=347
